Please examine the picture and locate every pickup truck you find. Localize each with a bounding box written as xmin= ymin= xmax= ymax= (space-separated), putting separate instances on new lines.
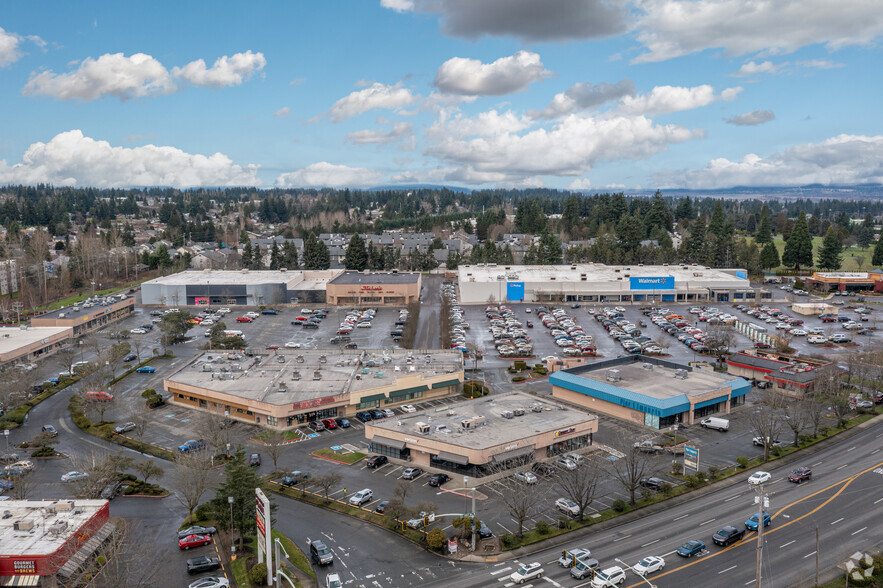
xmin=178 ymin=440 xmax=206 ymax=453
xmin=633 ymin=440 xmax=685 ymax=455
xmin=186 ymin=556 xmax=221 ymax=575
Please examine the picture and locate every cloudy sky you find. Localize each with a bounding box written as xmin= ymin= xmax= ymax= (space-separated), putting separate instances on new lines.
xmin=1 ymin=1 xmax=882 ymax=190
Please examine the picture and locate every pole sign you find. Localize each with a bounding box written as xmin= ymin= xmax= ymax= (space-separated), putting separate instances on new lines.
xmin=255 ymin=488 xmax=273 ymax=585
xmin=684 ymin=445 xmax=699 ymax=474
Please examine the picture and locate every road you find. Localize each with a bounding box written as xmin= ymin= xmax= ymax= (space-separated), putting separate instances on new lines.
xmin=415 ymin=274 xmax=443 ymax=350
xmin=421 ymin=417 xmax=883 ymax=588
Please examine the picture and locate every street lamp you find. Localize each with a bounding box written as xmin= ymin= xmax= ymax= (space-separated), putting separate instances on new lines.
xmin=228 ymin=496 xmax=235 ymax=555
xmin=273 ymin=537 xmax=290 ymax=588
xmin=614 ymin=558 xmax=657 ymax=588
xmin=2 ymin=430 xmax=9 ymax=457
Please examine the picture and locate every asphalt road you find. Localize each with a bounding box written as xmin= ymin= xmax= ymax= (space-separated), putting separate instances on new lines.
xmin=420 ymin=416 xmax=883 ymax=588
xmin=415 ymin=275 xmax=443 ymax=350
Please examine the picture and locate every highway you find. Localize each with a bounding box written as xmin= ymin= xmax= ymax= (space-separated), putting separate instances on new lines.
xmin=422 ymin=418 xmax=883 ymax=588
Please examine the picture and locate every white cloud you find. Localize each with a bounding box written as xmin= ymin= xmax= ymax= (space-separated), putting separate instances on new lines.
xmin=274 ymin=107 xmax=292 ymax=117
xmin=329 ymin=82 xmax=416 ymax=122
xmin=731 ymin=60 xmax=787 ymax=77
xmin=531 ymin=79 xmax=635 ymax=118
xmin=23 ymin=53 xmax=177 ymax=101
xmin=796 ymin=59 xmax=844 ymax=70
xmin=0 ymin=27 xmax=22 ymax=66
xmin=0 ymin=130 xmax=261 ymax=188
xmin=433 ymin=50 xmax=552 ymax=96
xmin=380 ymin=0 xmax=414 ymax=13
xmin=568 ymin=177 xmax=593 ymax=190
xmin=724 ymin=109 xmax=775 ymax=126
xmin=346 ymin=122 xmax=414 ymax=145
xmin=617 ymin=85 xmax=741 ymax=116
xmin=276 ymin=162 xmax=384 ymax=188
xmin=634 ymin=0 xmax=883 ymax=63
xmin=655 ymin=134 xmax=883 ymax=189
xmin=403 ymin=0 xmax=629 ymax=42
xmin=425 ymin=113 xmax=700 ymax=182
xmin=23 ymin=50 xmax=264 ymax=101
xmin=430 ymin=109 xmax=531 ymax=138
xmin=122 ymin=133 xmax=155 ymax=142
xmin=171 ymin=51 xmax=266 ymax=88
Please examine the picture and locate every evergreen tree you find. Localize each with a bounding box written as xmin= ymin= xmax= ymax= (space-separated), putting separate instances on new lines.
xmin=269 ymin=241 xmax=281 ymax=270
xmin=682 ymin=217 xmax=706 ymax=264
xmin=855 ymin=213 xmax=875 ymax=249
xmin=644 ymin=191 xmax=673 ymax=236
xmin=208 ymin=449 xmax=274 ymax=551
xmin=781 ymin=211 xmax=814 ymax=271
xmin=816 ymin=227 xmax=843 ymax=271
xmin=755 ymin=205 xmax=772 ymax=244
xmin=674 ymin=197 xmax=693 ymax=221
xmin=539 ymin=232 xmax=562 ymax=265
xmin=445 ymin=251 xmax=460 ymax=270
xmin=759 ymin=241 xmax=780 ymax=270
xmin=872 ymin=231 xmax=883 ymax=266
xmin=282 ymin=241 xmax=299 ymax=269
xmin=343 ymin=234 xmax=368 ymax=270
xmin=302 ymin=232 xmax=330 ymax=270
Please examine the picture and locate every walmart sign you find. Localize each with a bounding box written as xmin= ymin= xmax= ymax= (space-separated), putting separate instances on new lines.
xmin=507 ymin=282 xmax=525 ymax=301
xmin=629 ymin=276 xmax=674 ymax=290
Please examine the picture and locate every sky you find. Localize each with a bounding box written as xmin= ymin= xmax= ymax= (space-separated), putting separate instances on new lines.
xmin=1 ymin=1 xmax=882 ymax=191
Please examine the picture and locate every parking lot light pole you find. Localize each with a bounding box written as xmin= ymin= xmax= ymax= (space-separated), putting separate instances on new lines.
xmin=3 ymin=430 xmax=9 ymax=457
xmin=614 ymin=558 xmax=656 ymax=588
xmin=275 ymin=570 xmax=296 ymax=588
xmin=437 ymin=480 xmax=476 ymax=551
xmin=273 ymin=537 xmax=290 ymax=588
xmin=228 ymin=495 xmax=235 ymax=556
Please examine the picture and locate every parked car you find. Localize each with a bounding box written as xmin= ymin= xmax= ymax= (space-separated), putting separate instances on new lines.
xmin=788 ymin=467 xmax=812 ymax=483
xmin=178 ymin=440 xmax=206 ymax=453
xmin=400 ymin=404 xmax=417 ymax=413
xmin=677 ymin=539 xmax=705 ymax=557
xmin=61 ymin=471 xmax=88 ymax=482
xmin=135 ymin=366 xmax=156 ymax=374
xmin=41 ymin=425 xmax=59 ymax=437
xmin=633 ymin=556 xmax=665 ymax=575
xmin=402 ymin=467 xmax=424 ymax=480
xmin=428 ymin=473 xmax=450 ymax=487
xmin=308 ymin=421 xmax=325 ymax=432
xmin=355 ymin=411 xmax=373 ymax=422
xmin=366 ymin=455 xmax=388 ymax=468
xmin=186 ymin=556 xmax=221 ymax=575
xmin=374 ymin=500 xmax=389 ymax=513
xmin=188 ymin=577 xmax=230 ymax=588
xmin=712 ymin=525 xmax=746 ymax=546
xmin=745 ymin=511 xmax=771 ymax=531
xmin=509 ymin=562 xmax=544 ymax=584
xmin=280 ymin=471 xmax=309 ymax=486
xmin=555 ymin=497 xmax=580 ymax=516
xmin=179 ymin=534 xmax=212 ymax=550
xmin=513 ymin=471 xmax=538 ymax=484
xmin=555 ymin=457 xmax=577 ymax=471
xmin=639 ymin=477 xmax=667 ymax=491
xmin=248 ymin=453 xmax=261 ymax=467
xmin=349 ymin=488 xmax=373 ymax=506
xmin=123 ymin=353 xmax=138 ymax=362
xmin=178 ymin=525 xmax=217 ymax=540
xmin=321 ymin=418 xmax=338 ymax=430
xmin=752 ymin=437 xmax=782 ymax=448
xmin=334 ymin=418 xmax=351 ymax=429
xmin=114 ymin=422 xmax=136 ymax=434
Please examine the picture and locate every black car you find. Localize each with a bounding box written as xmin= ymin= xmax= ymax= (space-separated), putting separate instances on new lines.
xmin=248 ymin=453 xmax=261 ymax=467
xmin=428 ymin=473 xmax=450 ymax=487
xmin=712 ymin=525 xmax=746 ymax=546
xmin=303 ymin=321 xmax=319 ymax=329
xmin=345 ymin=342 xmax=359 ymax=349
xmin=335 ymin=417 xmax=351 ymax=428
xmin=366 ymin=455 xmax=388 ymax=468
xmin=478 ymin=521 xmax=493 ymax=539
xmin=639 ymin=477 xmax=667 ymax=491
xmin=123 ymin=353 xmax=138 ymax=362
xmin=355 ymin=411 xmax=373 ymax=423
xmin=178 ymin=525 xmax=217 ymax=540
xmin=187 ymin=556 xmax=221 ymax=575
xmin=533 ymin=463 xmax=557 ymax=476
xmin=375 ymin=500 xmax=389 ymax=513
xmin=370 ymin=409 xmax=385 ymax=420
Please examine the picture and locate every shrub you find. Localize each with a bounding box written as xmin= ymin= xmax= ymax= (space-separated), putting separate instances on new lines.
xmin=512 ymin=376 xmax=526 ymax=382
xmin=194 ymin=502 xmax=214 ymax=522
xmin=670 ymin=462 xmax=683 ymax=474
xmin=534 ymin=520 xmax=550 ymax=535
xmin=31 ymin=446 xmax=56 ymax=457
xmin=736 ymin=456 xmax=749 ymax=469
xmin=557 ymin=517 xmax=571 ymax=530
xmin=96 ymin=555 xmax=106 ymax=566
xmin=532 ymin=367 xmax=548 ymax=376
xmin=248 ymin=562 xmax=268 ymax=585
xmin=684 ymin=474 xmax=702 ymax=488
xmin=141 ymin=389 xmax=156 ymax=399
xmin=513 ymin=360 xmax=527 ymax=371
xmin=612 ymin=499 xmax=628 ymax=512
xmin=708 ymin=466 xmax=719 ymax=479
xmin=501 ymin=534 xmax=519 ymax=549
xmin=426 ymin=528 xmax=446 ymax=551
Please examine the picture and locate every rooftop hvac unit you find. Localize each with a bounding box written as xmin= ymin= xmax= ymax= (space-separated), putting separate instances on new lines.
xmin=48 ymin=521 xmax=69 ymax=536
xmin=674 ymin=369 xmax=688 ymax=380
xmin=416 ymin=421 xmax=430 ymax=433
xmin=606 ymin=369 xmax=621 ymax=382
xmin=55 ymin=501 xmax=73 ymax=511
xmin=642 ymin=363 xmax=653 ymax=371
xmin=14 ymin=520 xmax=34 ymax=531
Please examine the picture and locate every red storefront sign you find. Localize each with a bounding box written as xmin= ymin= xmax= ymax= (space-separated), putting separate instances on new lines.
xmin=292 ymin=396 xmax=338 ymax=411
xmin=360 ymin=285 xmax=383 ymax=291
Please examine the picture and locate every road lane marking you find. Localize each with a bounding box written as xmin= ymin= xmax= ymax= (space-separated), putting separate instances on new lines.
xmin=490 ymin=567 xmax=512 ymax=576
xmin=804 ymin=551 xmax=817 ymax=559
xmin=699 ymin=518 xmax=716 ymax=526
xmin=852 ymin=527 xmax=867 ymax=535
xmin=780 ymin=540 xmax=796 ymax=548
xmin=874 ymin=497 xmax=883 ymax=504
xmin=718 ymin=565 xmax=737 ymax=574
xmin=543 ymin=578 xmax=563 ymax=587
xmin=831 ymin=518 xmax=844 ymax=525
xmin=613 ymin=534 xmax=631 ymax=542
xmin=673 ymin=514 xmax=689 ymax=521
xmin=847 ymin=446 xmax=856 ymax=452
xmin=641 ymin=539 xmax=660 ymax=547
xmin=724 ymin=495 xmax=740 ymax=502
xmin=836 ymin=464 xmax=849 ymax=470
xmin=811 ymin=461 xmax=823 ymax=466
xmin=661 ymin=550 xmax=678 ymax=557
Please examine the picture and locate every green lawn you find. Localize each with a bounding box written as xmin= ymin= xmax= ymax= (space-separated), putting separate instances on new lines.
xmin=747 ymin=235 xmax=876 ymax=272
xmin=271 ymin=529 xmax=314 ymax=581
xmin=311 ymin=448 xmax=366 ymax=464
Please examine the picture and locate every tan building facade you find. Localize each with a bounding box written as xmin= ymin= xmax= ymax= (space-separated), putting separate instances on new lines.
xmin=326 ymin=272 xmax=422 ymax=306
xmin=31 ymin=296 xmax=135 ymax=337
xmin=0 ymin=326 xmax=73 ymax=367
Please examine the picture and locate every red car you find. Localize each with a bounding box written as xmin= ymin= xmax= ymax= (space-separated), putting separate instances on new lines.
xmin=321 ymin=418 xmax=338 ymax=430
xmin=236 ymin=317 xmax=253 ymax=323
xmin=266 ymin=345 xmax=279 ymax=350
xmin=179 ymin=534 xmax=211 ymax=550
xmin=337 ymin=328 xmax=352 ymax=335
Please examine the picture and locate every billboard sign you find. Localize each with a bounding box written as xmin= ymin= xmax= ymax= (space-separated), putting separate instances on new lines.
xmin=629 ymin=276 xmax=674 ymax=291
xmin=255 ymin=488 xmax=273 ymax=585
xmin=506 ymin=282 xmax=525 ymax=301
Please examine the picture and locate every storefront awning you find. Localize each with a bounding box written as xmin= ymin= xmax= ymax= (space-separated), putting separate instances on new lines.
xmin=492 ymin=446 xmax=535 ymax=463
xmin=360 ymin=393 xmax=387 ymax=403
xmin=432 ymin=379 xmax=461 ymax=389
xmin=437 ymin=451 xmax=469 ymax=465
xmin=371 ymin=436 xmax=406 ymax=450
xmin=389 ymin=385 xmax=428 ymax=398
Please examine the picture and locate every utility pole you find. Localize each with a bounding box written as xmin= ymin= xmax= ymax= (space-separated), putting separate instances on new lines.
xmin=752 ymin=482 xmax=771 ymax=588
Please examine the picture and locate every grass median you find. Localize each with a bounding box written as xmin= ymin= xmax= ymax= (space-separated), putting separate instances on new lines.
xmin=311 ymin=448 xmax=366 ymax=464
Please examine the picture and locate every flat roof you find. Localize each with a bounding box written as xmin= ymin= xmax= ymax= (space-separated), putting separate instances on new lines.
xmin=35 ymin=295 xmax=134 ymax=321
xmin=574 ymin=360 xmax=732 ymax=400
xmin=368 ymin=392 xmax=596 ymax=450
xmin=458 ymin=263 xmax=749 ymax=288
xmin=0 ymin=500 xmax=106 ymax=556
xmin=0 ymin=326 xmax=72 ymax=354
xmin=167 ymin=349 xmax=463 ymax=406
xmin=330 ymin=272 xmax=420 ymax=285
xmin=143 ymin=269 xmax=343 ymax=288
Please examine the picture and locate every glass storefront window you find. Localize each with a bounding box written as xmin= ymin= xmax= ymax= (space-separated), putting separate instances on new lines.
xmin=545 ymin=434 xmax=592 ymax=457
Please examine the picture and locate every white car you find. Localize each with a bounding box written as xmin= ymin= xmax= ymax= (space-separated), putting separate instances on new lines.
xmin=556 ymin=457 xmax=577 ymax=471
xmin=591 ymin=566 xmax=626 ymax=587
xmin=201 ymin=319 xmax=214 ymax=326
xmin=11 ymin=460 xmax=34 ymax=471
xmin=807 ymin=335 xmax=827 ymax=344
xmin=189 ymin=578 xmax=231 ymax=588
xmin=509 ymin=562 xmax=544 ymax=584
xmin=284 ymin=342 xmax=301 ymax=348
xmin=541 ymin=355 xmax=560 ymax=362
xmin=325 ymin=572 xmax=342 ymax=588
xmin=129 ymin=328 xmax=147 ymax=335
xmin=400 ymin=404 xmax=417 ymax=413
xmin=349 ymin=488 xmax=373 ymax=506
xmin=556 ymin=498 xmax=580 ymax=516
xmin=356 ymin=322 xmax=372 ymax=328
xmin=246 ymin=312 xmax=259 ymax=319
xmin=218 ymin=308 xmax=231 ymax=314
xmin=633 ymin=556 xmax=665 ymax=576
xmin=789 ymin=329 xmax=806 ymax=336
xmin=513 ymin=471 xmax=538 ymax=484
xmin=748 ymin=471 xmax=772 ymax=485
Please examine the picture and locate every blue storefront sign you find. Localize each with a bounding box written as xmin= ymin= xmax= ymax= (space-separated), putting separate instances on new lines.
xmin=506 ymin=282 xmax=525 ymax=301
xmin=629 ymin=276 xmax=675 ymax=290
xmin=735 ymin=270 xmax=747 ymax=279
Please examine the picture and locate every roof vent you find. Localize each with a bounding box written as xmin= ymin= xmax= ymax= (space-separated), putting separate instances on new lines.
xmin=642 ymin=363 xmax=653 ymax=371
xmin=674 ymin=369 xmax=688 ymax=380
xmin=606 ymin=368 xmax=621 ymax=382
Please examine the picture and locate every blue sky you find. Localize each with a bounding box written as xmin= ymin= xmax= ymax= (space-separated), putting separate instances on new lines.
xmin=1 ymin=1 xmax=881 ymax=190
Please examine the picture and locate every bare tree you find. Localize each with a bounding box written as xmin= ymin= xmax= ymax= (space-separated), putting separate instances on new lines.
xmin=393 ymin=479 xmax=412 ymax=505
xmin=780 ymin=398 xmax=812 ymax=446
xmin=313 ymin=472 xmax=342 ymax=502
xmin=705 ymin=323 xmax=736 ymax=364
xmin=747 ymin=389 xmax=786 ymax=461
xmin=774 ymin=331 xmax=795 ymax=354
xmin=130 ymin=337 xmax=145 ymax=363
xmin=261 ymin=429 xmax=287 ymax=474
xmin=68 ymin=451 xmax=134 ymax=498
xmin=195 ymin=411 xmax=231 ymax=458
xmin=83 ymin=395 xmax=112 ymax=424
xmin=555 ymin=458 xmax=602 ymax=521
xmin=174 ymin=453 xmax=215 ymax=523
xmin=134 ymin=460 xmax=164 ymax=486
xmin=88 ymin=521 xmax=162 ymax=588
xmin=605 ymin=434 xmax=658 ymax=505
xmin=492 ymin=466 xmax=548 ymax=537
xmin=813 ymin=367 xmax=851 ymax=427
xmin=129 ymin=411 xmax=151 ymax=444
xmin=803 ymin=390 xmax=829 ymax=438
xmin=9 ymin=471 xmax=36 ymax=500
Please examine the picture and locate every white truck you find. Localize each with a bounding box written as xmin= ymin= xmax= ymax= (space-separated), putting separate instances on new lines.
xmin=700 ymin=417 xmax=729 ymax=431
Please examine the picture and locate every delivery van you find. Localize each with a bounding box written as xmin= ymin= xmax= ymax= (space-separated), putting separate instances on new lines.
xmin=700 ymin=417 xmax=729 ymax=431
